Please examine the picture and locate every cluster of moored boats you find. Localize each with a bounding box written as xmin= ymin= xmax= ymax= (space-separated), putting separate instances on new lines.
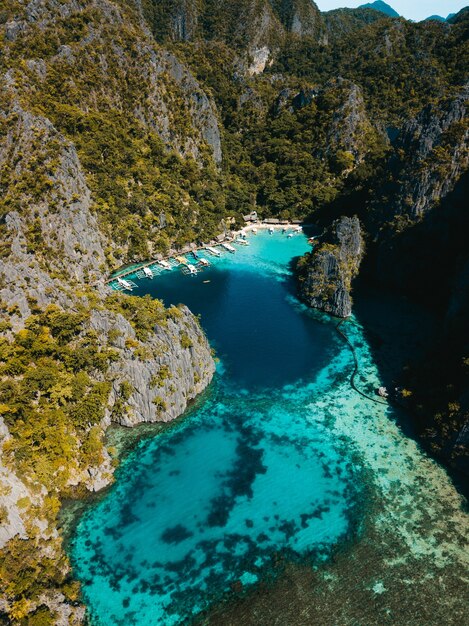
xmin=110 ymin=227 xmax=304 ymax=291
xmin=111 ymin=245 xmax=233 ymax=290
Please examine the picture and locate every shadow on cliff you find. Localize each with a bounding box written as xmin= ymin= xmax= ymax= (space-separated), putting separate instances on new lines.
xmin=352 ymin=172 xmax=469 ymax=497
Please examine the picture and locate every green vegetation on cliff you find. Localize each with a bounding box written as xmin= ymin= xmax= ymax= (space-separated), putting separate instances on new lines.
xmin=1 ymin=0 xmax=467 ymax=263
xmin=0 ymin=1 xmax=468 ymax=623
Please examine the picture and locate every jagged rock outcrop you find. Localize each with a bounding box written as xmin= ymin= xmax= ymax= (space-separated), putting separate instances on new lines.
xmin=297 ymin=216 xmax=364 ymax=318
xmin=0 ymin=100 xmax=106 ymax=326
xmin=390 ymin=82 xmax=469 ymax=219
xmin=169 ymin=0 xmax=199 ymax=41
xmin=270 ymin=0 xmax=322 ymax=37
xmin=370 ymin=86 xmax=469 ymax=282
xmin=318 ymin=78 xmax=382 ymax=169
xmin=0 ymin=420 xmax=33 ymax=548
xmin=90 ymin=306 xmax=215 ymax=426
xmin=143 ymin=0 xmax=324 ymax=74
xmin=2 ymin=0 xmax=222 ymax=164
xmin=273 ymin=87 xmax=318 ymax=115
xmin=159 ymin=51 xmax=222 ymax=163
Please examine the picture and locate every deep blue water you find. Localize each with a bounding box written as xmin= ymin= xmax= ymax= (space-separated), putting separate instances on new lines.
xmin=71 ymin=232 xmax=361 ymax=625
xmin=131 ymin=236 xmax=335 ymax=389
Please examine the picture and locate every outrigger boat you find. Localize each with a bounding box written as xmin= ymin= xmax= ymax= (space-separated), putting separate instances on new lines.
xmin=118 ymin=277 xmax=134 ymax=290
xmin=158 ymin=260 xmax=172 ymax=270
xmin=206 ymin=246 xmax=221 ymax=257
xmin=221 ymin=242 xmax=236 ymax=253
xmin=143 ymin=267 xmax=153 ymax=278
xmin=176 ymin=256 xmax=198 ymax=275
xmin=181 ymin=263 xmax=198 ymax=275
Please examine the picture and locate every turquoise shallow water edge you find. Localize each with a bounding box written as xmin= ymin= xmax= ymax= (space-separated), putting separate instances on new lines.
xmin=70 ymin=232 xmax=469 ymax=626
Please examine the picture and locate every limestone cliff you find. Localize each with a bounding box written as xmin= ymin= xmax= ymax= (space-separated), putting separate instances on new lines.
xmin=362 ymin=88 xmax=469 ymax=479
xmin=319 ymin=77 xmax=380 ymax=169
xmin=143 ymin=0 xmax=324 ymax=74
xmin=361 ymin=85 xmax=468 ymax=290
xmin=390 ymin=82 xmax=469 ymax=219
xmin=2 ymin=0 xmax=222 ymax=165
xmin=0 ymin=14 xmax=216 ymax=621
xmin=297 ymin=217 xmax=364 ymax=318
xmin=270 ymin=0 xmax=322 ymax=37
xmin=91 ymin=305 xmax=215 ymax=427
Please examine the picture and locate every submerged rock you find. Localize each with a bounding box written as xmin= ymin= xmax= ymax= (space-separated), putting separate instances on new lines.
xmin=297 ymin=216 xmax=364 ymax=318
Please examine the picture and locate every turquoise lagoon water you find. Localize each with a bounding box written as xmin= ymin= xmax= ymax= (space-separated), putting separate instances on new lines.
xmin=71 ymin=233 xmax=362 ymax=625
xmin=70 ymin=232 xmax=469 ymax=625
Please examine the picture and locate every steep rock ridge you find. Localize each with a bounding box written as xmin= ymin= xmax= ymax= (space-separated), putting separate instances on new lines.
xmin=390 ymin=83 xmax=469 ymax=219
xmin=269 ymin=0 xmax=322 ymax=37
xmin=169 ymin=0 xmax=200 ymax=41
xmin=370 ymin=85 xmax=469 ymax=286
xmin=159 ymin=50 xmax=222 ymax=163
xmin=90 ymin=305 xmax=215 ymax=426
xmin=142 ymin=0 xmax=325 ymax=73
xmin=0 ymin=98 xmax=105 ymax=327
xmin=2 ymin=0 xmax=222 ymax=164
xmin=145 ymin=0 xmax=283 ymax=52
xmin=0 ymin=418 xmax=34 ymax=548
xmin=297 ymin=217 xmax=364 ymax=318
xmin=319 ymin=78 xmax=381 ymax=169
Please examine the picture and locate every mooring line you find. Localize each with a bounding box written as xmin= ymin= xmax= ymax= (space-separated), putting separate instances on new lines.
xmin=335 ymin=319 xmax=389 ymax=406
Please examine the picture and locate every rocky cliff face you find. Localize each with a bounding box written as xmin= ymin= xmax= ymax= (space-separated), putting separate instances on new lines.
xmin=0 ymin=98 xmax=105 ymax=325
xmin=90 ymin=305 xmax=215 ymax=427
xmin=297 ymin=217 xmax=364 ymax=318
xmin=390 ymin=82 xmax=469 ymax=219
xmin=319 ymin=77 xmax=380 ymax=168
xmin=0 ymin=5 xmax=217 ymax=619
xmin=360 ymin=88 xmax=469 ymax=481
xmin=369 ymin=86 xmax=469 ymax=291
xmin=270 ymin=0 xmax=322 ymax=37
xmin=2 ymin=0 xmax=222 ymax=165
xmin=145 ymin=0 xmax=324 ymax=74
